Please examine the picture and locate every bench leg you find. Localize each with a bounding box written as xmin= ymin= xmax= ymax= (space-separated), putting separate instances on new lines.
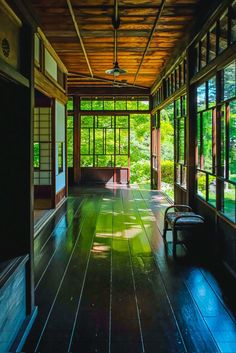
xmin=163 ymin=219 xmax=168 ymax=242
xmin=172 ymin=228 xmax=177 ymax=258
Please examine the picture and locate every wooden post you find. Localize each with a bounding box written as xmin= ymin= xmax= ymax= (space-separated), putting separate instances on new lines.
xmin=74 ymin=96 xmax=80 ymax=183
xmin=186 ymin=46 xmax=197 ymax=207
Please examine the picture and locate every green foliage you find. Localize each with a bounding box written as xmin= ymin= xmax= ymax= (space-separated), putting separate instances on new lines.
xmin=160 ymin=105 xmax=174 ymax=161
xmin=161 ymin=160 xmax=174 ymax=184
xmin=130 ymin=114 xmax=150 ymax=183
xmin=34 ymin=142 xmax=40 ymax=168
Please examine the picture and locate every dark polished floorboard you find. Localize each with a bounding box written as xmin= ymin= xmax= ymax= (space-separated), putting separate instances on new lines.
xmin=24 ymin=185 xmax=236 ymax=353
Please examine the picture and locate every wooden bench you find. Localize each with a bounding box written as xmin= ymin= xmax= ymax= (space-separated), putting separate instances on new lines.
xmin=163 ymin=204 xmax=205 ymax=257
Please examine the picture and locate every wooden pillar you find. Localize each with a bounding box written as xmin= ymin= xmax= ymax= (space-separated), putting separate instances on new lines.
xmin=186 ymin=46 xmax=197 ymax=207
xmin=156 ymin=111 xmax=161 ymax=190
xmin=51 ymin=99 xmax=56 ymax=208
xmin=74 ymin=96 xmax=80 ymax=183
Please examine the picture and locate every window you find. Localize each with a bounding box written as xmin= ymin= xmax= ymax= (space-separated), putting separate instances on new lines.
xmin=230 ymin=1 xmax=236 ymax=43
xmin=57 ymin=142 xmax=63 ymax=174
xmin=223 ymin=61 xmax=236 ymax=100
xmin=200 ymin=35 xmax=208 ymax=68
xmin=218 ymin=11 xmax=229 ymax=54
xmin=197 ymin=83 xmax=206 ymax=111
xmin=220 ymin=73 xmax=236 ymax=222
xmin=79 ymin=96 xmax=149 ymax=111
xmin=209 ymin=25 xmax=217 ymax=62
xmin=67 ymin=97 xmax=74 ymax=111
xmin=175 ymin=96 xmax=187 ymax=189
xmin=44 ymin=48 xmax=57 ymax=81
xmin=160 ymin=103 xmax=175 ymax=200
xmin=229 ymin=101 xmax=236 ymax=182
xmin=80 ymin=115 xmax=129 ymax=168
xmin=67 ymin=116 xmax=73 ymax=167
xmin=196 ymin=78 xmax=216 ymax=205
xmin=34 ymin=34 xmax=40 ymax=66
xmin=34 ymin=107 xmax=52 ymax=186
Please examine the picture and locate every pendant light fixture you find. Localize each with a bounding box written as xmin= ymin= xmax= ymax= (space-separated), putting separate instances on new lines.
xmin=105 ymin=0 xmax=127 ymax=77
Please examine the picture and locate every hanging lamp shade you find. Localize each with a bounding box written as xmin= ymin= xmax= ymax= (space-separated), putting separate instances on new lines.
xmin=105 ymin=61 xmax=127 ymax=76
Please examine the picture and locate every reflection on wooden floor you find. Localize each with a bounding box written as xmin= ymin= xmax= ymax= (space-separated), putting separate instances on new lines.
xmin=24 ymin=185 xmax=236 ymax=353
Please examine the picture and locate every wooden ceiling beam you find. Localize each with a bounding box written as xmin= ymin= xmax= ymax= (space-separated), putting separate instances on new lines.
xmin=66 ymin=0 xmax=93 ymax=77
xmin=133 ymin=0 xmax=166 ymax=85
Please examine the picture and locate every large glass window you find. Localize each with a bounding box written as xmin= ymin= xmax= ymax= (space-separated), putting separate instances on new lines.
xmin=196 ymin=78 xmax=216 ymax=205
xmin=80 ymin=96 xmax=149 ymax=111
xmin=80 ymin=115 xmax=129 ymax=168
xmin=160 ymin=103 xmax=174 ymax=200
xmin=175 ymin=96 xmax=187 ymax=189
xmin=218 ymin=60 xmax=236 ymax=222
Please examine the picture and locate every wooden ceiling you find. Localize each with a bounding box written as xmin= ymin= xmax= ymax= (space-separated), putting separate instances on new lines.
xmin=30 ymin=0 xmax=204 ymax=90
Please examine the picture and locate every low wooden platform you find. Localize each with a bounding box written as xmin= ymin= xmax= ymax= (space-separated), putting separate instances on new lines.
xmin=24 ymin=185 xmax=236 ymax=353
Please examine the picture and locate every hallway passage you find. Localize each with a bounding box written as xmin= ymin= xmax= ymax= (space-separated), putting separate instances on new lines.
xmin=24 ymin=185 xmax=236 ymax=353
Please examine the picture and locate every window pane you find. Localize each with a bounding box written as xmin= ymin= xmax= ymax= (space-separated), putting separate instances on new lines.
xmin=34 ymin=142 xmax=40 ymax=168
xmin=104 ymin=99 xmax=115 ymax=110
xmin=81 ymin=115 xmax=93 ymax=128
xmin=222 ymin=181 xmax=236 ymax=222
xmin=197 ymin=171 xmax=206 ymax=200
xmin=67 ymin=115 xmax=73 ymax=128
xmin=197 ymin=113 xmax=201 ymax=168
xmin=223 ymin=61 xmax=236 ymax=101
xmin=57 ymin=142 xmax=63 ymax=174
xmin=219 ymin=11 xmax=229 ymax=54
xmin=220 ymin=106 xmax=227 ymax=177
xmin=208 ymin=175 xmax=216 ymax=207
xmin=202 ymin=110 xmax=213 ymax=172
xmin=179 ymin=117 xmax=185 ymax=163
xmin=117 ymin=129 xmax=128 ymax=155
xmin=81 ymin=129 xmax=92 ymax=154
xmin=175 ymin=98 xmax=181 ymax=117
xmin=229 ymin=100 xmax=236 ymax=182
xmin=127 ymin=100 xmax=138 ymax=110
xmin=95 ymin=129 xmax=104 ymax=154
xmin=181 ymin=166 xmax=187 ymax=189
xmin=116 ymin=155 xmax=129 ymax=167
xmin=92 ymin=99 xmax=103 ymax=110
xmin=231 ymin=1 xmax=236 ymax=43
xmin=208 ymin=77 xmax=216 ymax=108
xmin=67 ymin=155 xmax=73 ymax=167
xmin=194 ymin=44 xmax=200 ymax=74
xmin=176 ymin=164 xmax=181 ymax=184
xmin=97 ymin=116 xmax=112 ymax=128
xmin=182 ymin=95 xmax=187 ymax=116
xmin=81 ymin=99 xmax=92 ymax=110
xmin=97 ymin=155 xmax=114 ymax=167
xmin=81 ymin=155 xmax=93 ymax=167
xmin=209 ymin=25 xmax=217 ymax=62
xmin=115 ymin=99 xmax=127 ymax=110
xmin=67 ymin=119 xmax=73 ymax=168
xmin=34 ymin=34 xmax=40 ymax=64
xmin=67 ymin=97 xmax=73 ymax=111
xmin=200 ymin=35 xmax=207 ymax=68
xmin=106 ymin=129 xmax=114 ymax=154
xmin=116 ymin=115 xmax=128 ymax=128
xmin=197 ymin=83 xmax=206 ymax=111
xmin=138 ymin=100 xmax=149 ymax=110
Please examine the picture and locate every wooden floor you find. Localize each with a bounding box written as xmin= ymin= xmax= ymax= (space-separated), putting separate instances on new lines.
xmin=24 ymin=184 xmax=236 ymax=353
